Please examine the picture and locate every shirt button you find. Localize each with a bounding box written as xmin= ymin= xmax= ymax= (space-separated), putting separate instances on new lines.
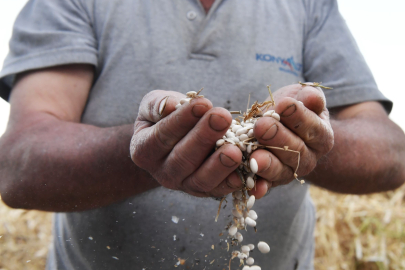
xmin=187 ymin=10 xmax=197 ymax=20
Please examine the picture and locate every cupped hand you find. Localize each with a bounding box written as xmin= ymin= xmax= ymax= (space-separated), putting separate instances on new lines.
xmin=130 ymin=90 xmax=243 ymax=198
xmin=249 ymin=84 xmax=334 ymax=198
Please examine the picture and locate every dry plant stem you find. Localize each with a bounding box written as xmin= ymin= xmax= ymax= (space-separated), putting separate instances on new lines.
xmin=215 ymin=197 xmax=227 ymax=222
xmin=298 ymin=81 xmax=333 ymax=90
xmin=242 ymin=141 xmax=303 ymax=183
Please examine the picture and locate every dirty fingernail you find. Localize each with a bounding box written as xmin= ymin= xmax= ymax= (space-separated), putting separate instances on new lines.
xmin=209 ymin=114 xmax=230 ymax=131
xmin=261 ymin=124 xmax=278 ymax=140
xmin=192 ymin=104 xmax=208 ymax=118
xmin=220 ymin=153 xmax=237 ymax=167
xmin=280 ymin=104 xmax=296 ymax=117
xmin=158 ymin=96 xmax=170 ymax=117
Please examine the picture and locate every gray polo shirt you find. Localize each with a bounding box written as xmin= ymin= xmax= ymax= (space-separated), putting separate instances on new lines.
xmin=0 ymin=0 xmax=391 ymax=269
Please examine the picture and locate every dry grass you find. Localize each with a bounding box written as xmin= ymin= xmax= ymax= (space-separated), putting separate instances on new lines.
xmin=1 ymin=185 xmax=404 ymax=270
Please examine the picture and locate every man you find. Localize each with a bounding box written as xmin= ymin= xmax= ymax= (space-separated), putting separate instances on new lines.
xmin=0 ymin=0 xmax=404 ymax=269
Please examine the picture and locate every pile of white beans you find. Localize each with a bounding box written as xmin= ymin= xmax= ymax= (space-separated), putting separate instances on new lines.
xmin=176 ymin=91 xmax=280 ymax=270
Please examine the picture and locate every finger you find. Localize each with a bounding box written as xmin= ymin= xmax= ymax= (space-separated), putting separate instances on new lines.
xmin=296 ymin=85 xmax=327 ymax=116
xmin=131 ymin=95 xmax=213 ymax=167
xmin=181 ymin=144 xmax=242 ymax=194
xmin=165 ymin=108 xmax=233 ymax=182
xmin=249 ymin=149 xmax=294 ymax=182
xmin=253 ymin=117 xmax=316 ymax=176
xmin=207 ymin=171 xmax=244 ymax=198
xmin=137 ymin=90 xmax=185 ymax=123
xmin=248 ymin=178 xmax=272 ymax=199
xmin=276 ymin=97 xmax=334 ymax=155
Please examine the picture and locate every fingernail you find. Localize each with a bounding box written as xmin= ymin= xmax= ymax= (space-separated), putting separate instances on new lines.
xmin=158 ymin=96 xmax=169 ymax=117
xmin=258 ymin=155 xmax=271 ymax=173
xmin=220 ymin=153 xmax=237 ymax=167
xmin=209 ymin=114 xmax=230 ymax=131
xmin=261 ymin=124 xmax=278 ymax=140
xmin=192 ymin=104 xmax=208 ymax=118
xmin=280 ymin=104 xmax=296 ymax=117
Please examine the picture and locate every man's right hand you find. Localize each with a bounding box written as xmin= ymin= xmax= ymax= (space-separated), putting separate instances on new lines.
xmin=130 ymin=90 xmax=243 ymax=198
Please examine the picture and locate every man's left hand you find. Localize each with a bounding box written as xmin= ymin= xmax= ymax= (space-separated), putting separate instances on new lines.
xmin=250 ymin=84 xmax=334 ymax=198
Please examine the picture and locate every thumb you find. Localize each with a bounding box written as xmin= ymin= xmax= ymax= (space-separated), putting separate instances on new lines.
xmin=137 ymin=90 xmax=185 ymax=123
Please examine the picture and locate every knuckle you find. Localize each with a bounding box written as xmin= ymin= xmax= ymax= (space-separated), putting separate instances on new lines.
xmin=171 ymin=148 xmax=200 ymax=173
xmin=153 ymin=122 xmax=177 ymax=149
xmin=156 ymin=171 xmax=179 ymax=190
xmin=190 ymin=129 xmax=216 ymax=149
xmin=189 ymin=174 xmax=215 ymax=192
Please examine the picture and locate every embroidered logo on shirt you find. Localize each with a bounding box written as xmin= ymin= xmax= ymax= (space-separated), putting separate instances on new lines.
xmin=256 ymin=54 xmax=302 ymax=76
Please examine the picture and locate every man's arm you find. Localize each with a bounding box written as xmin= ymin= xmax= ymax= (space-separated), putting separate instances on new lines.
xmin=307 ymin=101 xmax=405 ymax=193
xmin=0 ymin=65 xmax=159 ymax=211
xmin=246 ymin=84 xmax=405 ymax=197
xmin=0 ymin=64 xmax=244 ymax=212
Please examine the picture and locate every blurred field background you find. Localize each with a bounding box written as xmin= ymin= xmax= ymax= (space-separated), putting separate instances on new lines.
xmin=1 ymin=184 xmax=405 ymax=270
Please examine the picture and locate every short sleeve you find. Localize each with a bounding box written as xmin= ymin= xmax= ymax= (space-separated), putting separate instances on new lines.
xmin=303 ymin=0 xmax=392 ymax=113
xmin=0 ymin=0 xmax=97 ymax=101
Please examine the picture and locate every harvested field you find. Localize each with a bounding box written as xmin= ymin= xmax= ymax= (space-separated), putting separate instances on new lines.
xmin=1 ymin=184 xmax=404 ymax=270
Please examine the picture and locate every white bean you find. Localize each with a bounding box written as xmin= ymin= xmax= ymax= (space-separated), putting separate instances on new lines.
xmin=228 ymin=225 xmax=238 ymax=236
xmin=236 ymin=128 xmax=248 ymax=136
xmin=245 ymin=217 xmax=256 ymax=227
xmin=175 ymin=103 xmax=181 ymax=109
xmin=250 ymin=266 xmax=261 ymax=270
xmin=246 ymin=257 xmax=254 ymax=265
xmin=226 ymin=131 xmax=235 ymax=138
xmin=247 ymin=144 xmax=252 ymax=153
xmin=250 ymin=158 xmax=258 ymax=174
xmin=246 ymin=177 xmax=255 ymax=189
xmin=216 ymin=139 xmax=225 ymax=147
xmin=241 ymin=245 xmax=250 ymax=254
xmin=247 ymin=129 xmax=254 ymax=137
xmin=238 ymin=143 xmax=247 ymax=151
xmin=248 ymin=210 xmax=258 ymax=220
xmin=232 ymin=125 xmax=243 ymax=133
xmin=238 ymin=253 xmax=248 ymax=260
xmin=247 ymin=195 xmax=255 ymax=209
xmin=179 ymin=98 xmax=191 ymax=105
xmin=245 ymin=123 xmax=254 ymax=129
xmin=248 ymin=244 xmax=255 ymax=250
xmin=271 ymin=112 xmax=280 ymax=121
xmin=236 ymin=232 xmax=243 ymax=243
xmin=239 ymin=134 xmax=249 ymax=141
xmin=242 ymin=266 xmax=251 ymax=270
xmin=239 ymin=217 xmax=245 ymax=227
xmin=263 ymin=110 xmax=275 ymax=117
xmin=257 ymin=241 xmax=270 ymax=254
